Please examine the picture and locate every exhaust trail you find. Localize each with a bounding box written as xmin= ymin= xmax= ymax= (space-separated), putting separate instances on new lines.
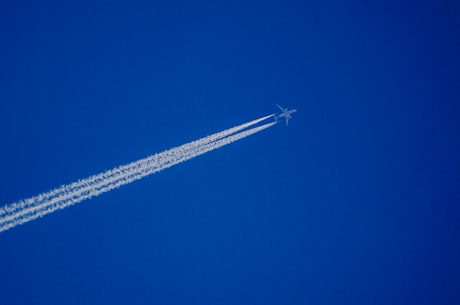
xmin=0 ymin=116 xmax=275 ymax=233
xmin=0 ymin=114 xmax=274 ymax=218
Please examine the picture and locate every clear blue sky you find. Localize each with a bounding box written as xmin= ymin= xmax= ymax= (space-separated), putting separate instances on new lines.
xmin=1 ymin=1 xmax=459 ymax=304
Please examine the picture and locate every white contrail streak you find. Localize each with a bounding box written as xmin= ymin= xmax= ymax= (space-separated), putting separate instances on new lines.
xmin=0 ymin=114 xmax=274 ymax=218
xmin=0 ymin=116 xmax=275 ymax=233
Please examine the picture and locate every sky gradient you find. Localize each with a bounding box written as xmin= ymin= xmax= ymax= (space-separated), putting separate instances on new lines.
xmin=1 ymin=1 xmax=459 ymax=304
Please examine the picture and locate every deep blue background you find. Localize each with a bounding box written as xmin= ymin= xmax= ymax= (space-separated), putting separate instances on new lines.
xmin=1 ymin=1 xmax=459 ymax=304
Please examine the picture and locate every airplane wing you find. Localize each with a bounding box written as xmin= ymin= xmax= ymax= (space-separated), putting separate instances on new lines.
xmin=276 ymin=104 xmax=285 ymax=112
xmin=285 ymin=116 xmax=290 ymax=126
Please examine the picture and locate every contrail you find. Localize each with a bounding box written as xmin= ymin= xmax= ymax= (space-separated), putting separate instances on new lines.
xmin=0 ymin=116 xmax=275 ymax=233
xmin=0 ymin=114 xmax=274 ymax=218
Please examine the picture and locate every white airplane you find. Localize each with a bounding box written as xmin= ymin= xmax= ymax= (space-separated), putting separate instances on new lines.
xmin=275 ymin=104 xmax=297 ymax=126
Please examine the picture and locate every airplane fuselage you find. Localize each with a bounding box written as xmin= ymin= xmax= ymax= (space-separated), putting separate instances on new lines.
xmin=278 ymin=109 xmax=297 ymax=119
xmin=275 ymin=104 xmax=297 ymax=125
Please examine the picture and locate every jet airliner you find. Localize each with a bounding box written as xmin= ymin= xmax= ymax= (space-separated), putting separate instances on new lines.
xmin=275 ymin=104 xmax=297 ymax=125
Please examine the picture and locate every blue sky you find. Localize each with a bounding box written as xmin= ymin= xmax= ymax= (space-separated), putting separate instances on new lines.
xmin=1 ymin=1 xmax=459 ymax=304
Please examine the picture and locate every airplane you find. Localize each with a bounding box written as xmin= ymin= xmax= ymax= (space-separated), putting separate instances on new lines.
xmin=274 ymin=104 xmax=297 ymax=126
